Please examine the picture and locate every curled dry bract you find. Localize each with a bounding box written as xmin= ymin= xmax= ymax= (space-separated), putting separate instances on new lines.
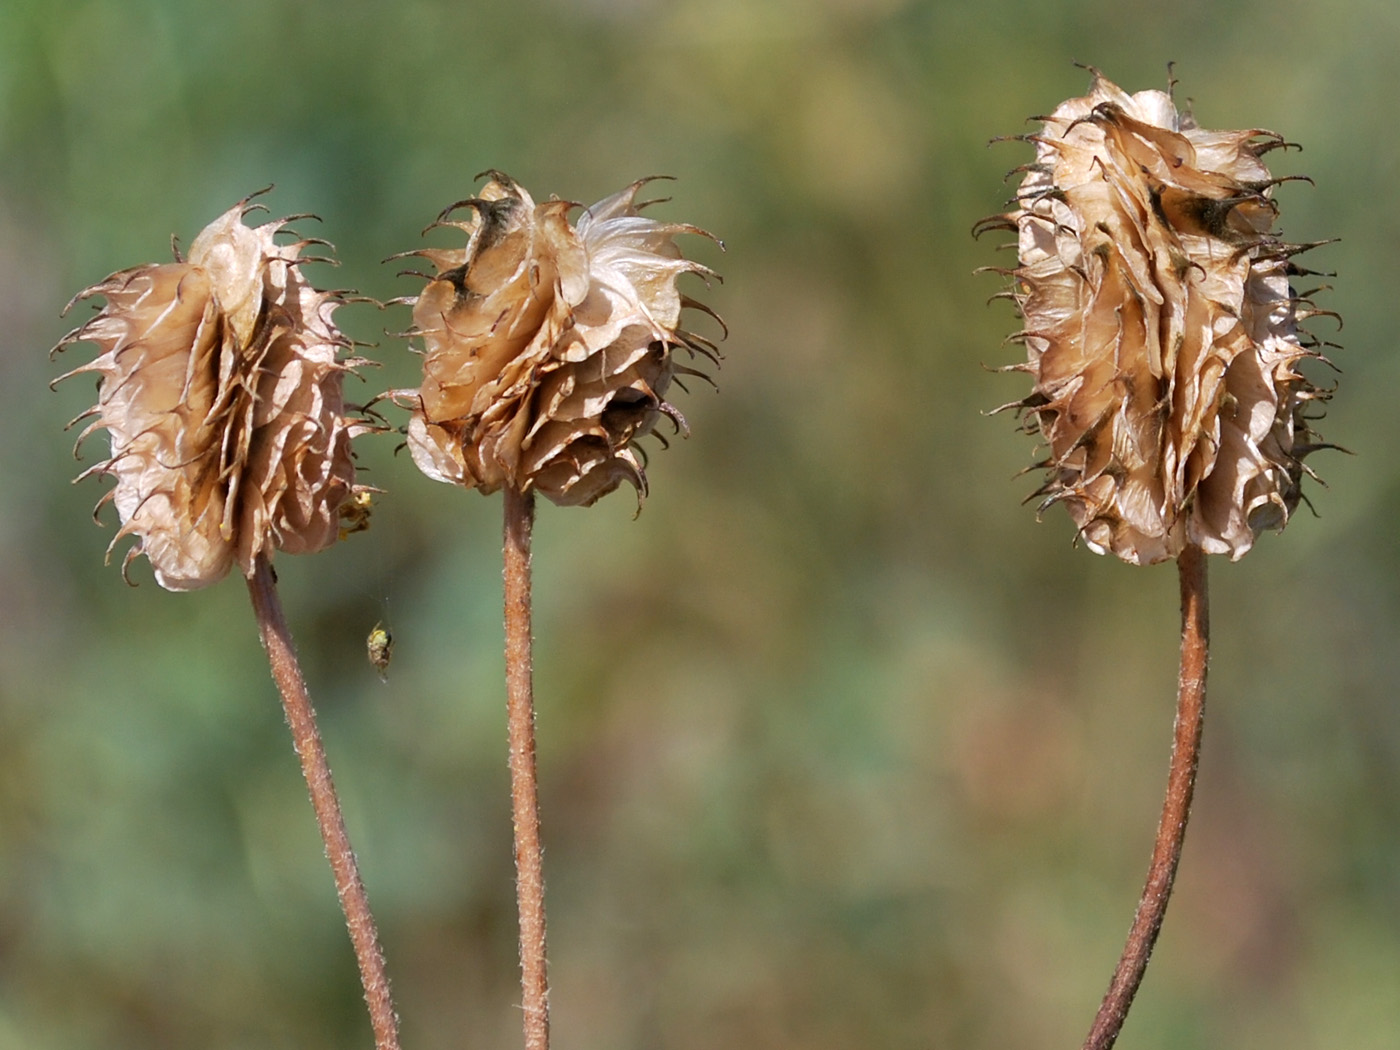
xmin=395 ymin=173 xmax=722 ymax=507
xmin=55 ymin=198 xmax=366 ymax=590
xmin=981 ymin=72 xmax=1333 ymax=565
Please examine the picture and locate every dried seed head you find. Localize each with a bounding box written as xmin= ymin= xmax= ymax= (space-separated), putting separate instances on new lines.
xmin=55 ymin=196 xmax=370 ymax=590
xmin=981 ymin=70 xmax=1334 ymax=565
xmin=393 ymin=173 xmax=722 ymax=507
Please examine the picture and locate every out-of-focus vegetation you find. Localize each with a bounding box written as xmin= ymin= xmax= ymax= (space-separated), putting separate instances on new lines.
xmin=2 ymin=1 xmax=1398 ymax=1047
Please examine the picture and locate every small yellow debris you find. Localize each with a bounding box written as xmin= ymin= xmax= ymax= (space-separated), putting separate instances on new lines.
xmin=367 ymin=621 xmax=393 ymax=681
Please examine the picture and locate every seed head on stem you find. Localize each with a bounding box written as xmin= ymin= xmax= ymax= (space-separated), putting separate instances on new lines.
xmin=53 ymin=196 xmax=401 ymax=1050
xmin=391 ymin=172 xmax=723 ymax=1050
xmin=979 ymin=68 xmax=1337 ymax=1050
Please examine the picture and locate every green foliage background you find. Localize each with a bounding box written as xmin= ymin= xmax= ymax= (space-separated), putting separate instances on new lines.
xmin=1 ymin=0 xmax=1397 ymax=1047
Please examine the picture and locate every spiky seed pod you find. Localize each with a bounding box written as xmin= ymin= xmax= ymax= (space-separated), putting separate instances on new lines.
xmin=54 ymin=197 xmax=370 ymax=590
xmin=979 ymin=71 xmax=1334 ymax=565
xmin=394 ymin=172 xmax=722 ymax=507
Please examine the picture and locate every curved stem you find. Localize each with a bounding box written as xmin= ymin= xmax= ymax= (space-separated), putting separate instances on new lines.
xmin=1082 ymin=544 xmax=1210 ymax=1050
xmin=247 ymin=555 xmax=401 ymax=1050
xmin=504 ymin=484 xmax=550 ymax=1050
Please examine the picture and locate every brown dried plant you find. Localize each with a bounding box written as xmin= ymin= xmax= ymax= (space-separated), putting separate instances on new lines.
xmin=977 ymin=70 xmax=1334 ymax=567
xmin=977 ymin=68 xmax=1337 ymax=1050
xmin=393 ymin=171 xmax=721 ymax=507
xmin=390 ymin=171 xmax=722 ymax=1050
xmin=54 ymin=195 xmax=401 ymax=1050
xmin=55 ymin=196 xmax=374 ymax=588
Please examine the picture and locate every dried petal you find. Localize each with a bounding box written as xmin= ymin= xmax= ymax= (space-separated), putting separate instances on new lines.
xmin=55 ymin=197 xmax=368 ymax=590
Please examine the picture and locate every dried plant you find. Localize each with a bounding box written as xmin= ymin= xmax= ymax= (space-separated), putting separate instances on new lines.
xmin=977 ymin=68 xmax=1336 ymax=1050
xmin=978 ymin=70 xmax=1334 ymax=567
xmin=396 ymin=171 xmax=721 ymax=507
xmin=55 ymin=197 xmax=373 ymax=588
xmin=391 ymin=172 xmax=722 ymax=1050
xmin=54 ymin=195 xmax=401 ymax=1050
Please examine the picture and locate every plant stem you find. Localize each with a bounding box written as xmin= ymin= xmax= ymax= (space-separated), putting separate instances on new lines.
xmin=247 ymin=555 xmax=402 ymax=1050
xmin=503 ymin=484 xmax=550 ymax=1050
xmin=1082 ymin=544 xmax=1209 ymax=1050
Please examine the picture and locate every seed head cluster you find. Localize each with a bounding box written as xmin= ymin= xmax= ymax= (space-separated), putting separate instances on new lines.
xmin=979 ymin=71 xmax=1334 ymax=564
xmin=393 ymin=172 xmax=722 ymax=508
xmin=55 ymin=198 xmax=367 ymax=590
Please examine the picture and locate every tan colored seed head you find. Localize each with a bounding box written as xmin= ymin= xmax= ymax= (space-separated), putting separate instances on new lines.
xmin=393 ymin=172 xmax=722 ymax=507
xmin=55 ymin=196 xmax=370 ymax=590
xmin=979 ymin=70 xmax=1334 ymax=565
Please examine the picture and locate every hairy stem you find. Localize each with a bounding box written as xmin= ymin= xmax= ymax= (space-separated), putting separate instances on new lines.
xmin=1082 ymin=544 xmax=1209 ymax=1050
xmin=247 ymin=555 xmax=401 ymax=1050
xmin=504 ymin=484 xmax=550 ymax=1050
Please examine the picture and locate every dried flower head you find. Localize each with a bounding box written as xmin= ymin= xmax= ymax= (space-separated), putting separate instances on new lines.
xmin=54 ymin=195 xmax=369 ymax=590
xmin=978 ymin=70 xmax=1335 ymax=565
xmin=393 ymin=172 xmax=722 ymax=507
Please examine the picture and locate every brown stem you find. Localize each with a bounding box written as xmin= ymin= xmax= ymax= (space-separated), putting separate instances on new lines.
xmin=247 ymin=555 xmax=402 ymax=1050
xmin=1082 ymin=545 xmax=1210 ymax=1050
xmin=504 ymin=484 xmax=550 ymax=1050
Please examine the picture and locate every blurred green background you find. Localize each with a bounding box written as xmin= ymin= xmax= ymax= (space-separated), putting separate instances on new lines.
xmin=2 ymin=0 xmax=1398 ymax=1047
